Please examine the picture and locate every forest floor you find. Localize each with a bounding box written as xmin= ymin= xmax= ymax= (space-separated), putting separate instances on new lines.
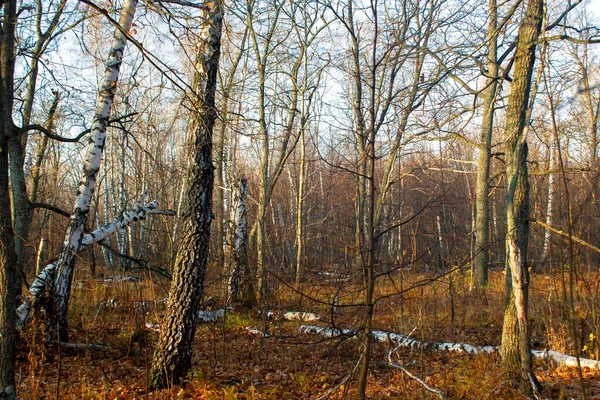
xmin=14 ymin=269 xmax=600 ymax=399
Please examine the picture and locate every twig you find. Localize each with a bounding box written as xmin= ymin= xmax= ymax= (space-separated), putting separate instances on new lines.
xmin=387 ymin=326 xmax=447 ymax=400
xmin=314 ymin=351 xmax=363 ymax=400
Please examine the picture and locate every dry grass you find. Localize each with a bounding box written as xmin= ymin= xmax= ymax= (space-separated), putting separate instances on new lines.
xmin=14 ymin=267 xmax=600 ymax=399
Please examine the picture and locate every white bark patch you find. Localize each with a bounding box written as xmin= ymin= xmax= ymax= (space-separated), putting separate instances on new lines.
xmin=198 ymin=309 xmax=225 ymax=322
xmin=81 ymin=201 xmax=159 ymax=248
xmin=145 ymin=322 xmax=161 ymax=332
xmin=282 ymin=311 xmax=321 ymax=322
xmin=48 ymin=0 xmax=139 ymax=332
xmin=245 ymin=327 xmax=271 ymax=337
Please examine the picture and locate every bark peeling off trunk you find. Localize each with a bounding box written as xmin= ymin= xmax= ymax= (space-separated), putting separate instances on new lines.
xmin=499 ymin=0 xmax=543 ymax=392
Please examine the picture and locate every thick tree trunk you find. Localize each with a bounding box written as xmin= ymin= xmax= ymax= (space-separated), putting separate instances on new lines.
xmin=500 ymin=0 xmax=544 ymax=393
xmin=48 ymin=0 xmax=137 ymax=341
xmin=149 ymin=1 xmax=222 ymax=389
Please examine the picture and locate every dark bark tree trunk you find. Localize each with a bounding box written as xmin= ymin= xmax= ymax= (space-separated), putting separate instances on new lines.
xmin=0 ymin=1 xmax=19 ymax=396
xmin=149 ymin=1 xmax=223 ymax=389
xmin=0 ymin=127 xmax=18 ymax=400
xmin=500 ymin=0 xmax=544 ymax=394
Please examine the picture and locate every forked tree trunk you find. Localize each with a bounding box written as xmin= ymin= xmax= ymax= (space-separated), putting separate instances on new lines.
xmin=227 ymin=176 xmax=255 ymax=307
xmin=500 ymin=0 xmax=544 ymax=393
xmin=49 ymin=0 xmax=138 ymax=341
xmin=149 ymin=1 xmax=223 ymax=389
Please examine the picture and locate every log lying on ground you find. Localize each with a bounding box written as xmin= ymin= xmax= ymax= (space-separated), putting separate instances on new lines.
xmin=145 ymin=309 xmax=226 ymax=333
xmin=245 ymin=327 xmax=271 ymax=337
xmin=299 ymin=325 xmax=600 ymax=370
xmin=265 ymin=311 xmax=322 ymax=322
xmin=15 ymin=201 xmax=168 ymax=330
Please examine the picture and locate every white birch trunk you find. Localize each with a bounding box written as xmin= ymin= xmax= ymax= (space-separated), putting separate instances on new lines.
xmin=48 ymin=0 xmax=138 ymax=340
xmin=227 ymin=176 xmax=254 ymax=306
xmin=15 ymin=199 xmax=162 ymax=331
xmin=540 ymin=141 xmax=557 ymax=264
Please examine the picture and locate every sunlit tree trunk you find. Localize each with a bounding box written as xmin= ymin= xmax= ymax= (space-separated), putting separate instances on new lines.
xmin=149 ymin=1 xmax=222 ymax=389
xmin=540 ymin=139 xmax=556 ymax=265
xmin=9 ymin=0 xmax=66 ymax=280
xmin=500 ymin=0 xmax=543 ymax=393
xmin=472 ymin=0 xmax=499 ymax=288
xmin=214 ymin=26 xmax=248 ymax=268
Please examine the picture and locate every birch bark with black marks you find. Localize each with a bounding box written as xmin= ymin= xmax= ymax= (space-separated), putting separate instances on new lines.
xmin=16 ymin=200 xmax=164 ymax=330
xmin=48 ymin=0 xmax=138 ymax=341
xmin=149 ymin=1 xmax=222 ymax=389
xmin=227 ymin=176 xmax=255 ymax=306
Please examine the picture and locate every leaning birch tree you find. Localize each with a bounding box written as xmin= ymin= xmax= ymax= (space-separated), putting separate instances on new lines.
xmin=50 ymin=0 xmax=138 ymax=340
xmin=10 ymin=0 xmax=139 ymax=340
xmin=149 ymin=0 xmax=223 ymax=388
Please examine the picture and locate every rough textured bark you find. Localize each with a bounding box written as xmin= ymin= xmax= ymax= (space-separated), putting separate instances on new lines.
xmin=0 ymin=1 xmax=19 ymax=396
xmin=472 ymin=0 xmax=499 ymax=288
xmin=49 ymin=0 xmax=137 ymax=341
xmin=149 ymin=1 xmax=222 ymax=389
xmin=227 ymin=176 xmax=255 ymax=306
xmin=0 ymin=124 xmax=18 ymax=400
xmin=500 ymin=0 xmax=544 ymax=393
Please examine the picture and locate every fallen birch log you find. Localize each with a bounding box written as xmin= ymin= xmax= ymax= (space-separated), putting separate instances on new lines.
xmin=144 ymin=309 xmax=226 ymax=333
xmin=15 ymin=200 xmax=168 ymax=330
xmin=264 ymin=311 xmax=322 ymax=322
xmin=245 ymin=327 xmax=271 ymax=338
xmin=299 ymin=325 xmax=600 ymax=370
